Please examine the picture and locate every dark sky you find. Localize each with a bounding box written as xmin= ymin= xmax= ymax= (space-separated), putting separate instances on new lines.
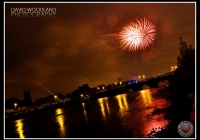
xmin=5 ymin=2 xmax=195 ymax=101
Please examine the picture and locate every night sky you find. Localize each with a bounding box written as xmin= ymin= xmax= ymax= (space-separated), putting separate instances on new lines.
xmin=5 ymin=2 xmax=195 ymax=101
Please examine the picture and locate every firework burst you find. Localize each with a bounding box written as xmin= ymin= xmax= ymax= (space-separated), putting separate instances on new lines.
xmin=118 ymin=17 xmax=156 ymax=51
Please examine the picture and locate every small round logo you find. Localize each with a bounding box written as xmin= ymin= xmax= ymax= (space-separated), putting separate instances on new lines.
xmin=177 ymin=121 xmax=194 ymax=137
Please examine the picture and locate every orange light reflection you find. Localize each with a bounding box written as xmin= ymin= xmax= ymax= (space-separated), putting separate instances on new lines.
xmin=140 ymin=89 xmax=152 ymax=105
xmin=115 ymin=94 xmax=129 ymax=116
xmin=98 ymin=97 xmax=110 ymax=120
xmin=55 ymin=108 xmax=66 ymax=137
xmin=15 ymin=119 xmax=25 ymax=138
xmin=82 ymin=103 xmax=88 ymax=122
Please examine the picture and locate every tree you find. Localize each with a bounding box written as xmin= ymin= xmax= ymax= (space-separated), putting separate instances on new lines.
xmin=176 ymin=37 xmax=195 ymax=92
xmin=169 ymin=37 xmax=195 ymax=122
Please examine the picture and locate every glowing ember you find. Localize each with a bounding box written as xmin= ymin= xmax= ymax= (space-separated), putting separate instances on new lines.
xmin=118 ymin=17 xmax=156 ymax=51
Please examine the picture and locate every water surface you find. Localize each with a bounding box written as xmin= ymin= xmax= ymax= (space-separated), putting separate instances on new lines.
xmin=5 ymin=88 xmax=169 ymax=138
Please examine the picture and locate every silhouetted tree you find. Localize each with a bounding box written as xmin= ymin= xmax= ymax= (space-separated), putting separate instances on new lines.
xmin=169 ymin=37 xmax=195 ymax=123
xmin=176 ymin=37 xmax=195 ymax=92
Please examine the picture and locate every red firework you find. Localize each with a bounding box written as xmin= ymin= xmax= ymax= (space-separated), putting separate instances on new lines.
xmin=118 ymin=17 xmax=156 ymax=51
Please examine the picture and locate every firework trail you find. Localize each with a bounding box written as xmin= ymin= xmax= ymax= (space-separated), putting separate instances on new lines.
xmin=84 ymin=78 xmax=97 ymax=87
xmin=25 ymin=74 xmax=78 ymax=114
xmin=118 ymin=17 xmax=156 ymax=51
xmin=106 ymin=76 xmax=115 ymax=83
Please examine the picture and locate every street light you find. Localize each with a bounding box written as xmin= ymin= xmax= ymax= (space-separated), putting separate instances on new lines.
xmin=14 ymin=103 xmax=17 ymax=109
xmin=138 ymin=75 xmax=141 ymax=79
xmin=143 ymin=75 xmax=145 ymax=78
xmin=171 ymin=66 xmax=178 ymax=71
xmin=54 ymin=95 xmax=57 ymax=99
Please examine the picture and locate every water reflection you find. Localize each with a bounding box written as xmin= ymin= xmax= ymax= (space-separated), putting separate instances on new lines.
xmin=105 ymin=99 xmax=110 ymax=115
xmin=146 ymin=114 xmax=169 ymax=137
xmin=55 ymin=108 xmax=66 ymax=137
xmin=130 ymin=89 xmax=169 ymax=137
xmin=140 ymin=89 xmax=152 ymax=105
xmin=82 ymin=103 xmax=88 ymax=122
xmin=115 ymin=94 xmax=129 ymax=116
xmin=98 ymin=97 xmax=110 ymax=120
xmin=15 ymin=119 xmax=25 ymax=138
xmin=7 ymin=88 xmax=170 ymax=138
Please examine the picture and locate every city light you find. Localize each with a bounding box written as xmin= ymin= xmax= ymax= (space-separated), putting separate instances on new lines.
xmin=120 ymin=81 xmax=122 ymax=85
xmin=115 ymin=82 xmax=117 ymax=85
xmin=54 ymin=95 xmax=57 ymax=99
xmin=171 ymin=66 xmax=178 ymax=71
xmin=14 ymin=103 xmax=17 ymax=108
xmin=138 ymin=75 xmax=145 ymax=80
xmin=97 ymin=87 xmax=99 ymax=90
xmin=102 ymin=86 xmax=105 ymax=89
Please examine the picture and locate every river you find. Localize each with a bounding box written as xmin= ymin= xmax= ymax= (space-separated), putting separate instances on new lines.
xmin=5 ymin=88 xmax=170 ymax=138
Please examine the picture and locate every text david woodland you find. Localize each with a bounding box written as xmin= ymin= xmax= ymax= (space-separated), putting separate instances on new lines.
xmin=11 ymin=7 xmax=56 ymax=17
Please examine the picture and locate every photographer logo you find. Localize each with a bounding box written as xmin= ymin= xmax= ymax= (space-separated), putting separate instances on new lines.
xmin=177 ymin=121 xmax=194 ymax=137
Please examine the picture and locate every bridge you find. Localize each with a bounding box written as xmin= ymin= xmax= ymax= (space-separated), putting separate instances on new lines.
xmin=90 ymin=71 xmax=174 ymax=99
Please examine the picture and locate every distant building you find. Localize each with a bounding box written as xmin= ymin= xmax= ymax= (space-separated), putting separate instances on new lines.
xmin=90 ymin=87 xmax=98 ymax=94
xmin=82 ymin=84 xmax=91 ymax=96
xmin=106 ymin=84 xmax=115 ymax=89
xmin=23 ymin=90 xmax=32 ymax=106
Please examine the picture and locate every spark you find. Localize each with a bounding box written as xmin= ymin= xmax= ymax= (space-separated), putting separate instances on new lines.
xmin=118 ymin=17 xmax=156 ymax=51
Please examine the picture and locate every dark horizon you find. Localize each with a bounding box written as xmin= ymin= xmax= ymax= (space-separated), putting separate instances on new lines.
xmin=5 ymin=2 xmax=195 ymax=101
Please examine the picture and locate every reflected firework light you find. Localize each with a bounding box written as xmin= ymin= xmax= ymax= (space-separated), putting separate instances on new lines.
xmin=141 ymin=52 xmax=152 ymax=62
xmin=118 ymin=17 xmax=156 ymax=51
xmin=162 ymin=23 xmax=173 ymax=36
xmin=150 ymin=47 xmax=160 ymax=58
xmin=93 ymin=12 xmax=103 ymax=25
xmin=107 ymin=15 xmax=118 ymax=27
xmin=147 ymin=13 xmax=158 ymax=24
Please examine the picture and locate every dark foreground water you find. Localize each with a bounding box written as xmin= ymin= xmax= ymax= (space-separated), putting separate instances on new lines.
xmin=5 ymin=88 xmax=169 ymax=138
